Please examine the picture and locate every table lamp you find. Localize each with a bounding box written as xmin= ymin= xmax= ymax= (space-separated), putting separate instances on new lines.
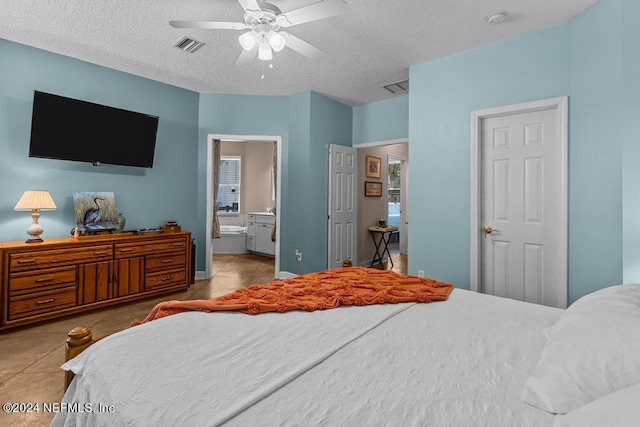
xmin=14 ymin=190 xmax=57 ymax=243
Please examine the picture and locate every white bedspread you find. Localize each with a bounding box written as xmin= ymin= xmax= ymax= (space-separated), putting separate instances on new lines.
xmin=53 ymin=289 xmax=562 ymax=427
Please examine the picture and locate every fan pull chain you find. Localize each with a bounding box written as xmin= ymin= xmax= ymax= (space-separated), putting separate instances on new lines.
xmin=261 ymin=61 xmax=274 ymax=80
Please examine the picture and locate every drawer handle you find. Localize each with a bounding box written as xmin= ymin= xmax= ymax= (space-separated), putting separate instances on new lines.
xmin=161 ymin=276 xmax=172 ymax=281
xmin=35 ymin=277 xmax=54 ymax=283
xmin=17 ymin=258 xmax=37 ymax=264
xmin=36 ymin=298 xmax=55 ymax=305
xmin=171 ymin=243 xmax=184 ymax=247
xmin=94 ymin=250 xmax=108 ymax=255
xmin=161 ymin=259 xmax=173 ymax=263
xmin=119 ymin=248 xmax=133 ymax=252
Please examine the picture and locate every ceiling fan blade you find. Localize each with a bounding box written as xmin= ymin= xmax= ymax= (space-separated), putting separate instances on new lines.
xmin=169 ymin=20 xmax=247 ymax=30
xmin=236 ymin=47 xmax=258 ymax=66
xmin=280 ymin=32 xmax=325 ymax=60
xmin=276 ymin=0 xmax=347 ymax=28
xmin=237 ymin=0 xmax=262 ymax=14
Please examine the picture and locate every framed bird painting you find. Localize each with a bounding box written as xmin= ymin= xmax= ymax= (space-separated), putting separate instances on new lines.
xmin=73 ymin=191 xmax=118 ymax=233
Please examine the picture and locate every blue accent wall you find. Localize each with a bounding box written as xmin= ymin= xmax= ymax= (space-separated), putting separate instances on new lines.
xmin=284 ymin=92 xmax=312 ymax=273
xmin=0 ymin=38 xmax=199 ymax=243
xmin=353 ymin=95 xmax=408 ymax=144
xmin=308 ymin=91 xmax=353 ymax=271
xmin=408 ymin=23 xmax=571 ymax=293
xmin=408 ymin=0 xmax=638 ymax=303
xmin=197 ymin=91 xmax=351 ymax=274
xmin=621 ymin=0 xmax=640 ymax=283
xmin=568 ymin=0 xmax=624 ymax=300
xmin=197 ymin=93 xmax=288 ymax=271
xmin=0 ymin=32 xmax=352 ymax=275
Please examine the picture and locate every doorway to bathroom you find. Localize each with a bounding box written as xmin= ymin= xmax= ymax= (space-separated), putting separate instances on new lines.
xmin=205 ymin=134 xmax=282 ymax=282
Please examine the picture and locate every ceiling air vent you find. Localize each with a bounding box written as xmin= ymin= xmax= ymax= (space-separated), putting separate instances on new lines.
xmin=174 ymin=36 xmax=205 ymax=53
xmin=383 ymin=79 xmax=409 ymax=95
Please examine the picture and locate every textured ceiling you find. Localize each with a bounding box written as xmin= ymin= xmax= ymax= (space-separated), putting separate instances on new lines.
xmin=0 ymin=0 xmax=599 ymax=106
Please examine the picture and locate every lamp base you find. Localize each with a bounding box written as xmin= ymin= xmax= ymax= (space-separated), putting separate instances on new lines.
xmin=25 ymin=210 xmax=44 ymax=243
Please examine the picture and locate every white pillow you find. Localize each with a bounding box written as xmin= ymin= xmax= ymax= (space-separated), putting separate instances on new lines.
xmin=522 ymin=283 xmax=640 ymax=414
xmin=553 ymin=382 xmax=640 ymax=427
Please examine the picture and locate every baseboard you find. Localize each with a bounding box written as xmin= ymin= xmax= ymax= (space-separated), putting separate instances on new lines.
xmin=278 ymin=271 xmax=297 ymax=279
xmin=196 ymin=269 xmax=290 ymax=281
xmin=357 ymin=257 xmax=389 ymax=267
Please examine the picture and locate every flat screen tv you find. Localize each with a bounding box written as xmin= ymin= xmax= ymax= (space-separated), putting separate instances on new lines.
xmin=29 ymin=91 xmax=159 ymax=168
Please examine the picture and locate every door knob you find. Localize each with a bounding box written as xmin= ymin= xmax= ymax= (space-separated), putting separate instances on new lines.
xmin=482 ymin=225 xmax=498 ymax=235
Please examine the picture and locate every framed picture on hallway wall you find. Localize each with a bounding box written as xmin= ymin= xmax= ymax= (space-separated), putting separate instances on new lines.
xmin=366 ymin=155 xmax=381 ymax=178
xmin=364 ymin=181 xmax=383 ymax=197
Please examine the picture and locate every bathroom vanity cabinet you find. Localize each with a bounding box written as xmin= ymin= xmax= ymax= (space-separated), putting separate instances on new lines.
xmin=247 ymin=213 xmax=275 ymax=256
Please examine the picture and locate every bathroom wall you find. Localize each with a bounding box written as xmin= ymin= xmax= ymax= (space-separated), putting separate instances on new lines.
xmin=219 ymin=140 xmax=274 ymax=224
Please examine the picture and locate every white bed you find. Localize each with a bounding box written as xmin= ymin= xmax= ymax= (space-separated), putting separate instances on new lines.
xmin=53 ymin=283 xmax=640 ymax=427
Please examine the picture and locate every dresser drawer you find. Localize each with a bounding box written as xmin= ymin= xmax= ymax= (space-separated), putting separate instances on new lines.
xmin=10 ymin=246 xmax=112 ymax=272
xmin=9 ymin=266 xmax=76 ymax=296
xmin=146 ymin=254 xmax=186 ymax=273
xmin=146 ymin=269 xmax=186 ymax=290
xmin=9 ymin=286 xmax=77 ymax=320
xmin=116 ymin=238 xmax=187 ymax=258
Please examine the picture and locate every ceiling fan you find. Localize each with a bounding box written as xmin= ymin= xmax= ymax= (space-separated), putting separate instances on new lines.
xmin=170 ymin=0 xmax=347 ymax=65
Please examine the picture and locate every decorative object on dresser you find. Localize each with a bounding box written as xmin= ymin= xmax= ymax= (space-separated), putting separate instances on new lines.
xmin=161 ymin=220 xmax=181 ymax=233
xmin=0 ymin=231 xmax=192 ymax=330
xmin=13 ymin=190 xmax=57 ymax=243
xmin=73 ymin=191 xmax=118 ymax=234
xmin=115 ymin=213 xmax=126 ymax=233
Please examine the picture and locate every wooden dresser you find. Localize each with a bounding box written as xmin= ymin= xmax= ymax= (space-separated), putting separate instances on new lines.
xmin=0 ymin=231 xmax=191 ymax=330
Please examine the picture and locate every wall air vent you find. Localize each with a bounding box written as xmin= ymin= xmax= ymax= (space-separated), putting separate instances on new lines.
xmin=383 ymin=79 xmax=409 ymax=95
xmin=174 ymin=37 xmax=205 ymax=53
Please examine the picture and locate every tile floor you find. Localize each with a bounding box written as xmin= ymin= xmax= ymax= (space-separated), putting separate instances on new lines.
xmin=0 ymin=252 xmax=406 ymax=426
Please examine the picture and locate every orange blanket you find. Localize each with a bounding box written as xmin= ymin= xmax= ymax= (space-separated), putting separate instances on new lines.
xmin=133 ymin=266 xmax=454 ymax=325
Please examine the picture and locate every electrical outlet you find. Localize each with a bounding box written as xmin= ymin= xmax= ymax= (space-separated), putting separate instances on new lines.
xmin=295 ymin=250 xmax=302 ymax=261
xmin=417 ymin=270 xmax=425 ymax=278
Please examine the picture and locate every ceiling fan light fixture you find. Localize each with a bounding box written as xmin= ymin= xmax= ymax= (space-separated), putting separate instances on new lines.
xmin=258 ymin=38 xmax=273 ymax=60
xmin=238 ymin=31 xmax=258 ymax=51
xmin=267 ymin=31 xmax=286 ymax=52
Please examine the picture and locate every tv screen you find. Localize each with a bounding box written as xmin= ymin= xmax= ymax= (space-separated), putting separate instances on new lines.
xmin=29 ymin=91 xmax=159 ymax=168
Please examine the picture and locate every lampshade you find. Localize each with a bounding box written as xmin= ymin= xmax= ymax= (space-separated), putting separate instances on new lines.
xmin=14 ymin=191 xmax=57 ymax=211
xmin=238 ymin=31 xmax=258 ymax=51
xmin=267 ymin=31 xmax=286 ymax=52
xmin=258 ymin=37 xmax=273 ymax=61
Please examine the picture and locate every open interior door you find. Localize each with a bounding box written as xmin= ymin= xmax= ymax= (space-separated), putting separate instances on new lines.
xmin=328 ymin=144 xmax=357 ymax=269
